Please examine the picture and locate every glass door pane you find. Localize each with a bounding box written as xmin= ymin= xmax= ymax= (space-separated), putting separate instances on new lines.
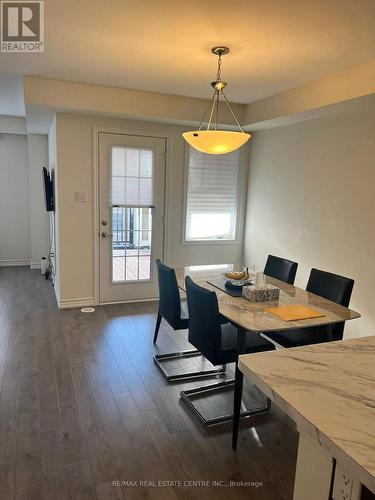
xmin=112 ymin=206 xmax=152 ymax=282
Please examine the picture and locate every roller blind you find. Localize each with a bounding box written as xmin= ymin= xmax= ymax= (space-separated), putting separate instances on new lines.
xmin=185 ymin=146 xmax=239 ymax=241
xmin=110 ymin=146 xmax=153 ymax=207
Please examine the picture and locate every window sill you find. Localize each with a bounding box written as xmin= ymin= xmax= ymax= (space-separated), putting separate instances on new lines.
xmin=182 ymin=239 xmax=240 ymax=246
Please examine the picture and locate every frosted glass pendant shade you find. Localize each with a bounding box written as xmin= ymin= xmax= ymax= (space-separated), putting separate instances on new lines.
xmin=182 ymin=130 xmax=251 ymax=155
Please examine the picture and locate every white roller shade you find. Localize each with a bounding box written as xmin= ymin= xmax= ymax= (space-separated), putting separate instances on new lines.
xmin=110 ymin=147 xmax=153 ymax=207
xmin=185 ymin=146 xmax=239 ymax=241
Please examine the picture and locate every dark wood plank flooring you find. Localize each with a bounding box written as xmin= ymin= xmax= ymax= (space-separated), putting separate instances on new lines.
xmin=0 ymin=267 xmax=298 ymax=500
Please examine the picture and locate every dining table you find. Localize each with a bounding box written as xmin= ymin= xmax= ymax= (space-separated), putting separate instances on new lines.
xmin=175 ymin=264 xmax=361 ymax=449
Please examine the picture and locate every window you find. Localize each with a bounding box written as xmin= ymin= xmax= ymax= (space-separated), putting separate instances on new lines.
xmin=184 ymin=146 xmax=240 ymax=241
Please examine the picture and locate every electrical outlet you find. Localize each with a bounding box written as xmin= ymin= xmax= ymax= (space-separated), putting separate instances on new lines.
xmin=332 ymin=464 xmax=362 ymax=500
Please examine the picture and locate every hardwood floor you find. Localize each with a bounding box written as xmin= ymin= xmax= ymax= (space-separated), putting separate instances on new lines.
xmin=0 ymin=267 xmax=298 ymax=500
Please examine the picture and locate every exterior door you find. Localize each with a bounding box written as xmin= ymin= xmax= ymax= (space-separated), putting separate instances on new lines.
xmin=98 ymin=132 xmax=165 ymax=303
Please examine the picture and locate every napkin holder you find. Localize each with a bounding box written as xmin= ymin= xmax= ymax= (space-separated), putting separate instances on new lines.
xmin=242 ymin=284 xmax=280 ymax=303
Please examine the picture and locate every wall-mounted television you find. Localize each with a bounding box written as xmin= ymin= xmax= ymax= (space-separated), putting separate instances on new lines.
xmin=42 ymin=167 xmax=54 ymax=212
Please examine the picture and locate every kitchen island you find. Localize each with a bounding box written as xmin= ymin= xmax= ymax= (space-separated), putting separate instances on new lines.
xmin=238 ymin=336 xmax=375 ymax=500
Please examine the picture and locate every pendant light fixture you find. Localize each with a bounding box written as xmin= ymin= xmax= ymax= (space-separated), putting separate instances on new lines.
xmin=182 ymin=47 xmax=251 ymax=155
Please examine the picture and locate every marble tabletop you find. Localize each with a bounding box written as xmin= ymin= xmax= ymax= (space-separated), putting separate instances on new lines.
xmin=175 ymin=264 xmax=360 ymax=332
xmin=239 ymin=336 xmax=375 ymax=493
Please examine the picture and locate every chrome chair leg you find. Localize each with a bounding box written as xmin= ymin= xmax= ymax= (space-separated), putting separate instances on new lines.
xmin=180 ymin=379 xmax=270 ymax=426
xmin=260 ymin=333 xmax=286 ymax=350
xmin=153 ymin=352 xmax=226 ymax=382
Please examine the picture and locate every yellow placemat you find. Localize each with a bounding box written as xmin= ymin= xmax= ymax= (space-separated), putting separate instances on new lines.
xmin=265 ymin=304 xmax=325 ymax=322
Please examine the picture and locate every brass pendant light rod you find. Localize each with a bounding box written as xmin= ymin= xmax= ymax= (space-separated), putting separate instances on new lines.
xmin=207 ymin=91 xmax=219 ymax=130
xmin=215 ymin=89 xmax=219 ymax=131
xmin=221 ymin=91 xmax=245 ymax=132
xmin=198 ymin=91 xmax=217 ymax=131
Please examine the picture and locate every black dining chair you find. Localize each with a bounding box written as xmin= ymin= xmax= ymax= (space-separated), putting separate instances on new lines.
xmin=264 ymin=254 xmax=298 ymax=285
xmin=264 ymin=268 xmax=355 ymax=348
xmin=180 ymin=276 xmax=275 ymax=426
xmin=153 ymin=259 xmax=226 ymax=382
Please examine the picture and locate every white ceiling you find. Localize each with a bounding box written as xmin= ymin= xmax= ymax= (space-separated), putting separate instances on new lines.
xmin=0 ymin=0 xmax=374 ymax=113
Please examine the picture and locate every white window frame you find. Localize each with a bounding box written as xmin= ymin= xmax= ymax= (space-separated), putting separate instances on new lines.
xmin=182 ymin=143 xmax=248 ymax=245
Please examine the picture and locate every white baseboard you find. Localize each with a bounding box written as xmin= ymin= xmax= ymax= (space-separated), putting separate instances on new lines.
xmin=58 ymin=296 xmax=96 ymax=309
xmin=0 ymin=259 xmax=30 ymax=267
xmin=58 ymin=296 xmax=156 ymax=309
xmin=0 ymin=260 xmax=44 ymax=269
xmin=53 ymin=282 xmax=60 ymax=307
xmin=99 ymin=297 xmax=158 ymax=305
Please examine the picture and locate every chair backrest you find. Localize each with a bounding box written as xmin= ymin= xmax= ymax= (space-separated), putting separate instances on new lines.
xmin=306 ymin=268 xmax=354 ymax=340
xmin=156 ymin=259 xmax=182 ymax=328
xmin=185 ymin=276 xmax=222 ymax=365
xmin=264 ymin=255 xmax=298 ymax=284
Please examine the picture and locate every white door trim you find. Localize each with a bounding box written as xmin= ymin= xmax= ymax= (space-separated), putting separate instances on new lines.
xmin=92 ymin=126 xmax=171 ymax=305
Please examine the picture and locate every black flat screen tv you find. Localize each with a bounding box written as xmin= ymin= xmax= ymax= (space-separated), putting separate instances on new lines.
xmin=42 ymin=167 xmax=54 ymax=212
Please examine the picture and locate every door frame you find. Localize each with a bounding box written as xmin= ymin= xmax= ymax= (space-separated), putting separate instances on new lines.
xmin=93 ymin=126 xmax=170 ymax=305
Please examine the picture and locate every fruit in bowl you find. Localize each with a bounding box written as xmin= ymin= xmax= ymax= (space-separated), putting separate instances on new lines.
xmin=224 ymin=269 xmax=249 ymax=281
xmin=220 ymin=267 xmax=253 ymax=287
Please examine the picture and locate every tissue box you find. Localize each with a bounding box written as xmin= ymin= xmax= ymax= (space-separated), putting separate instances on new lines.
xmin=242 ymin=284 xmax=280 ymax=303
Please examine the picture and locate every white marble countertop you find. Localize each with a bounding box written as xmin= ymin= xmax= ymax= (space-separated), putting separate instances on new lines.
xmin=239 ymin=336 xmax=375 ymax=494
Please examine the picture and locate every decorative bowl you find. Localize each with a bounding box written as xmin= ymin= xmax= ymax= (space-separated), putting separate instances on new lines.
xmin=220 ymin=267 xmax=255 ymax=287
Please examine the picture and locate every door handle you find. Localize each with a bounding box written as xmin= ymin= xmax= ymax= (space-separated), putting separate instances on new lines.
xmin=101 ymin=232 xmax=113 ymax=238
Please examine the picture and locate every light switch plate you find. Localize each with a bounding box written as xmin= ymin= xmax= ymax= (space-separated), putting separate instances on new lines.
xmin=75 ymin=191 xmax=87 ymax=203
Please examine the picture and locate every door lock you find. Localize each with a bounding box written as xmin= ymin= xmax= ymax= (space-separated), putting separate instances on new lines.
xmin=101 ymin=220 xmax=108 ymax=226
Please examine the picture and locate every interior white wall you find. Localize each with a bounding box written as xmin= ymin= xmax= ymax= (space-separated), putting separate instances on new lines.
xmin=0 ymin=133 xmax=30 ymax=266
xmin=27 ymin=134 xmax=50 ymax=267
xmin=0 ymin=116 xmax=26 ymax=134
xmin=243 ymin=98 xmax=375 ymax=339
xmin=52 ymin=112 xmax=249 ymax=306
xmin=48 ymin=116 xmax=59 ymax=297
